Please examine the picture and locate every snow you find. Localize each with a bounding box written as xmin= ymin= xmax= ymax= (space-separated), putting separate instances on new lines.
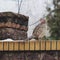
xmin=2 ymin=39 xmax=14 ymax=41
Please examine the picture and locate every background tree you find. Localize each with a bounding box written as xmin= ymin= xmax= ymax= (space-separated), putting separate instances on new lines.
xmin=46 ymin=0 xmax=60 ymax=40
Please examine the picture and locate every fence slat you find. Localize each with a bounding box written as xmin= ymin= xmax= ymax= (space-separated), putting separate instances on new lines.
xmin=57 ymin=40 xmax=60 ymax=50
xmin=25 ymin=41 xmax=29 ymax=50
xmin=0 ymin=42 xmax=3 ymax=51
xmin=19 ymin=42 xmax=25 ymax=50
xmin=4 ymin=42 xmax=8 ymax=50
xmin=14 ymin=42 xmax=19 ymax=51
xmin=30 ymin=41 xmax=34 ymax=50
xmin=35 ymin=41 xmax=40 ymax=50
xmin=41 ymin=40 xmax=45 ymax=50
xmin=51 ymin=40 xmax=56 ymax=50
xmin=46 ymin=40 xmax=50 ymax=50
xmin=9 ymin=42 xmax=13 ymax=51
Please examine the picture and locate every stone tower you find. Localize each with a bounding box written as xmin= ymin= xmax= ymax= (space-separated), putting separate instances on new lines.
xmin=0 ymin=12 xmax=29 ymax=40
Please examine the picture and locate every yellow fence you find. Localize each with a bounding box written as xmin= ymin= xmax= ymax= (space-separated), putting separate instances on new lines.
xmin=0 ymin=40 xmax=60 ymax=51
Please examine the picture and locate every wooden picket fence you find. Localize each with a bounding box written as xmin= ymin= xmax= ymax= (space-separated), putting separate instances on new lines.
xmin=0 ymin=40 xmax=60 ymax=51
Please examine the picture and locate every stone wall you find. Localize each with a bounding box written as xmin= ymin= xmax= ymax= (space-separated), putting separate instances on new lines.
xmin=0 ymin=51 xmax=60 ymax=60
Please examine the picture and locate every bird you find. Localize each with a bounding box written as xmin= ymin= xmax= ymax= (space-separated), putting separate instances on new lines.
xmin=33 ymin=18 xmax=48 ymax=40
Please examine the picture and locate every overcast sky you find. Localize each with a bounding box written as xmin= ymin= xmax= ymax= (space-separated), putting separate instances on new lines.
xmin=0 ymin=0 xmax=53 ymax=37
